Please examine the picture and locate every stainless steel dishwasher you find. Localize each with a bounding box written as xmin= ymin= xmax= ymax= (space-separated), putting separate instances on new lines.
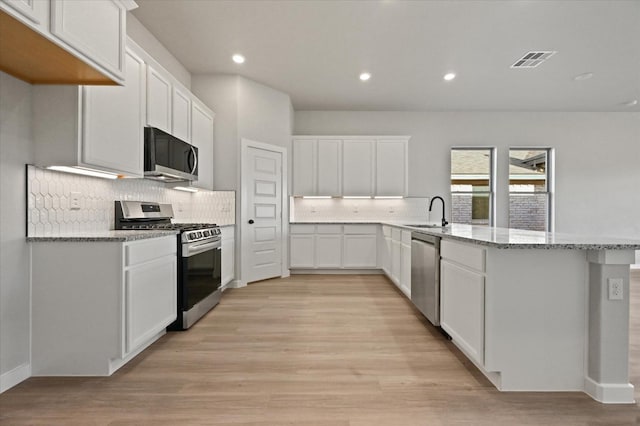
xmin=411 ymin=233 xmax=441 ymax=326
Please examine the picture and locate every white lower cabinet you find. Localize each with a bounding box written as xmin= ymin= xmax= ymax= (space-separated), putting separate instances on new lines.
xmin=125 ymin=256 xmax=176 ymax=354
xmin=400 ymin=240 xmax=411 ymax=296
xmin=290 ymin=234 xmax=316 ymax=268
xmin=221 ymin=226 xmax=235 ymax=287
xmin=31 ymin=235 xmax=177 ymax=376
xmin=440 ymin=240 xmax=486 ymax=366
xmin=289 ymin=224 xmax=377 ymax=269
xmin=316 ymin=234 xmax=342 ymax=267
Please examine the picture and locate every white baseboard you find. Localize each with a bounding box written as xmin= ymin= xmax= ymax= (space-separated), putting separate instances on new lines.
xmin=584 ymin=376 xmax=635 ymax=404
xmin=225 ymin=280 xmax=245 ymax=289
xmin=0 ymin=363 xmax=31 ymax=393
xmin=290 ymin=269 xmax=384 ymax=275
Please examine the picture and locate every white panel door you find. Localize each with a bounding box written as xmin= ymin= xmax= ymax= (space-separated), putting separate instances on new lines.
xmin=191 ymin=100 xmax=214 ymax=190
xmin=376 ymin=139 xmax=408 ymax=196
xmin=172 ymin=86 xmax=191 ymax=142
xmin=293 ymin=139 xmax=315 ymax=195
xmin=315 ymin=235 xmax=342 ymax=268
xmin=441 ymin=260 xmax=485 ymax=365
xmin=245 ymin=146 xmax=283 ymax=282
xmin=50 ymin=0 xmax=125 ymax=81
xmin=317 ymin=139 xmax=341 ymax=196
xmin=146 ymin=65 xmax=172 ymax=132
xmin=342 ymin=139 xmax=374 ymax=196
xmin=81 ymin=50 xmax=144 ymax=176
xmin=343 ymin=235 xmax=377 ymax=268
xmin=290 ymin=235 xmax=315 ymax=268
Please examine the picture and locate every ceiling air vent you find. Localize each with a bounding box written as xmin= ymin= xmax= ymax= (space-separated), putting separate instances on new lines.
xmin=511 ymin=51 xmax=556 ymax=69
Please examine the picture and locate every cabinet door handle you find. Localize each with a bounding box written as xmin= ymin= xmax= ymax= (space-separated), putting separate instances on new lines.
xmin=248 ymin=219 xmax=254 ymax=224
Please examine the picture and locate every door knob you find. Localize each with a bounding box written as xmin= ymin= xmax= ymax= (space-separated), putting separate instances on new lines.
xmin=248 ymin=219 xmax=254 ymax=224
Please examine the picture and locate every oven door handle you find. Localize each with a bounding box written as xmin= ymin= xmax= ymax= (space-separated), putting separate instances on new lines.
xmin=183 ymin=240 xmax=221 ymax=257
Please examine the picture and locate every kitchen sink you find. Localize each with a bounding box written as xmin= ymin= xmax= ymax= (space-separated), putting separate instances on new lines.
xmin=405 ymin=224 xmax=446 ymax=228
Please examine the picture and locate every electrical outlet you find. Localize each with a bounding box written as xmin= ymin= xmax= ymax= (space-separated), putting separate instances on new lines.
xmin=69 ymin=192 xmax=81 ymax=210
xmin=608 ymin=278 xmax=623 ymax=301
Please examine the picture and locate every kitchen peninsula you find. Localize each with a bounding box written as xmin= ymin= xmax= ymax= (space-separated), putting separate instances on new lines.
xmin=290 ymin=221 xmax=640 ymax=404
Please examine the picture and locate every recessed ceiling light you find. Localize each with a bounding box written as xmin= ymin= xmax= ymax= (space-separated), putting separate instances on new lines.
xmin=443 ymin=73 xmax=456 ymax=81
xmin=573 ymin=72 xmax=594 ymax=81
xmin=621 ymin=99 xmax=638 ymax=107
xmin=359 ymin=72 xmax=371 ymax=81
xmin=232 ymin=54 xmax=245 ymax=64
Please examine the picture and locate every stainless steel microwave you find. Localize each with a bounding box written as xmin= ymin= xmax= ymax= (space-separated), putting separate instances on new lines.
xmin=144 ymin=127 xmax=198 ymax=182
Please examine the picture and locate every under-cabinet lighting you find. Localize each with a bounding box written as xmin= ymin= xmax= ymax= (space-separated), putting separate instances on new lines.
xmin=46 ymin=166 xmax=119 ymax=180
xmin=374 ymin=196 xmax=404 ymax=199
xmin=343 ymin=196 xmax=372 ymax=199
xmin=172 ymin=186 xmax=199 ymax=193
xmin=302 ymin=196 xmax=331 ymax=199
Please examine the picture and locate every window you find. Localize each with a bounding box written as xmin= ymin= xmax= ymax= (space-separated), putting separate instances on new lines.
xmin=451 ymin=148 xmax=495 ymax=226
xmin=508 ymin=148 xmax=552 ymax=231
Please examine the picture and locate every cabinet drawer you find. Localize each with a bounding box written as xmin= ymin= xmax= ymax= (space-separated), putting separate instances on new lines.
xmin=441 ymin=240 xmax=486 ymax=272
xmin=401 ymin=230 xmax=412 ymax=245
xmin=290 ymin=224 xmax=316 ymax=234
xmin=391 ymin=228 xmax=401 ymax=241
xmin=344 ymin=224 xmax=377 ymax=235
xmin=125 ymin=236 xmax=176 ymax=267
xmin=316 ymin=224 xmax=343 ymax=234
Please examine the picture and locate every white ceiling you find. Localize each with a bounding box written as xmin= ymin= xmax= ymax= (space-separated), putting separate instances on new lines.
xmin=132 ymin=0 xmax=640 ymax=112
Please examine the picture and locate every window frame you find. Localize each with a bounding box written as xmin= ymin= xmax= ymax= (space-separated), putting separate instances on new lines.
xmin=450 ymin=147 xmax=496 ymax=227
xmin=508 ymin=147 xmax=554 ymax=232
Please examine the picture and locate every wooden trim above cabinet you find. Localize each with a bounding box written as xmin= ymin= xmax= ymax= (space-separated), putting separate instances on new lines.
xmin=0 ymin=10 xmax=117 ymax=85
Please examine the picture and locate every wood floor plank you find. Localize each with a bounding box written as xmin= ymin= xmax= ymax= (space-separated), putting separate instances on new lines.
xmin=1 ymin=272 xmax=639 ymax=425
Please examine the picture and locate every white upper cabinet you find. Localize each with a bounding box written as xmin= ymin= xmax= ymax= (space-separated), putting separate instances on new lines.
xmin=0 ymin=0 xmax=129 ymax=84
xmin=82 ymin=50 xmax=145 ymax=176
xmin=342 ymin=139 xmax=375 ymax=196
xmin=146 ymin=65 xmax=172 ymax=133
xmin=292 ymin=136 xmax=409 ymax=197
xmin=49 ymin=0 xmax=126 ymax=83
xmin=171 ymin=85 xmax=191 ymax=142
xmin=191 ymin=98 xmax=215 ymax=190
xmin=376 ymin=139 xmax=408 ymax=196
xmin=292 ymin=139 xmax=316 ymax=196
xmin=317 ymin=139 xmax=341 ymax=196
xmin=1 ymin=0 xmax=48 ymax=29
xmin=32 ymin=47 xmax=145 ymax=177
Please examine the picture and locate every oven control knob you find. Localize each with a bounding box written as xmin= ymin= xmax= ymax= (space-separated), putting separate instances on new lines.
xmin=203 ymin=230 xmax=210 ymax=237
xmin=197 ymin=232 xmax=203 ymax=238
xmin=188 ymin=234 xmax=194 ymax=240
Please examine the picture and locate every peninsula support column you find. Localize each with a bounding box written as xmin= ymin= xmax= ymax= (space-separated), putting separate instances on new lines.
xmin=585 ymin=249 xmax=635 ymax=403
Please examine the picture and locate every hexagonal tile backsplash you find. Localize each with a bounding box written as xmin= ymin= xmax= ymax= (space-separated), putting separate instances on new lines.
xmin=27 ymin=166 xmax=235 ymax=236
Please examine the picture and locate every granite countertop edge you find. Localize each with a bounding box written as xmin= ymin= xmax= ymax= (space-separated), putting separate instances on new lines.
xmin=290 ymin=221 xmax=640 ymax=250
xmin=27 ymin=230 xmax=179 ymax=242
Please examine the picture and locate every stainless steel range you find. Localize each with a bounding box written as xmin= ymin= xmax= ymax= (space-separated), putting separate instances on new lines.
xmin=115 ymin=201 xmax=222 ymax=330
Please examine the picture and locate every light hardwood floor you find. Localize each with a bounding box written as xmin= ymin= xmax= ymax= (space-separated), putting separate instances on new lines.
xmin=1 ymin=271 xmax=639 ymax=425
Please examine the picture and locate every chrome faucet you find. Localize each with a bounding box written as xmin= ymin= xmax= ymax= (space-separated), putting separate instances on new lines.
xmin=429 ymin=196 xmax=449 ymax=227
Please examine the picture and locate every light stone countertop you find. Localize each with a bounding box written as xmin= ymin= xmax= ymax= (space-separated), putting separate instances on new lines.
xmin=290 ymin=221 xmax=640 ymax=250
xmin=27 ymin=230 xmax=179 ymax=243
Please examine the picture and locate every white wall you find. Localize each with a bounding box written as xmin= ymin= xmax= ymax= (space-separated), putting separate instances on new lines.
xmin=192 ymin=75 xmax=293 ymax=283
xmin=0 ymin=73 xmax=34 ymax=391
xmin=295 ymin=111 xmax=640 ymax=240
xmin=191 ymin=75 xmax=240 ymax=190
xmin=126 ymin=14 xmax=191 ymax=89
